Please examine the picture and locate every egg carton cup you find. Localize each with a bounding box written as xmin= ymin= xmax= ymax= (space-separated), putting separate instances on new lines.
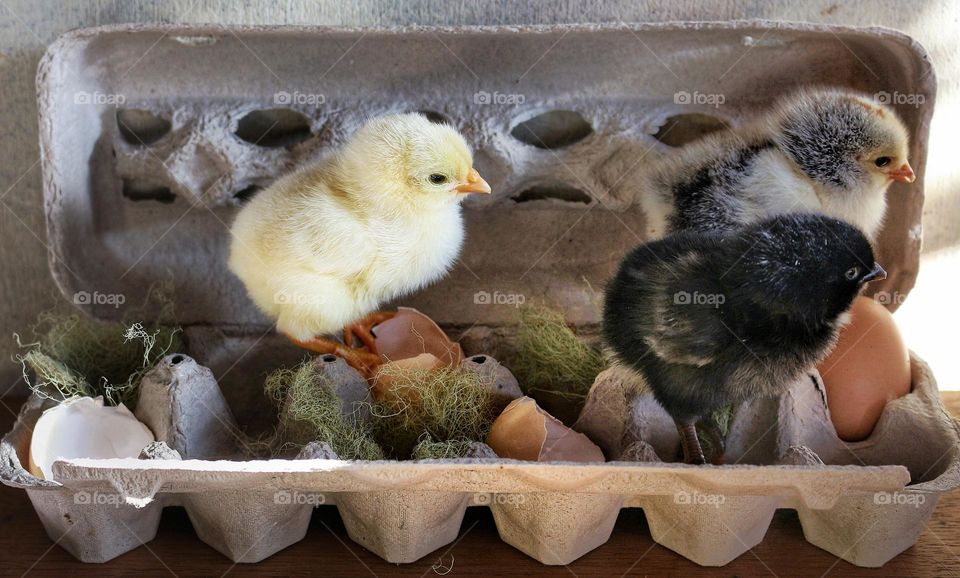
xmin=7 ymin=21 xmax=948 ymax=568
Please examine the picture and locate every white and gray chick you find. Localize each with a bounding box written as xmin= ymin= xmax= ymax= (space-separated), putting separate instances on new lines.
xmin=640 ymin=88 xmax=915 ymax=240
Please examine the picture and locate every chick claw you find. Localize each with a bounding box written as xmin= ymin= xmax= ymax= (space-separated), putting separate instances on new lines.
xmin=343 ymin=311 xmax=397 ymax=353
xmin=699 ymin=416 xmax=727 ymax=465
xmin=676 ymin=419 xmax=707 ymax=465
xmin=288 ymin=335 xmax=382 ymax=379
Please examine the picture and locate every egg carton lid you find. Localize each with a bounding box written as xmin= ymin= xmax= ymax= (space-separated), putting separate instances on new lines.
xmin=37 ymin=22 xmax=934 ymax=329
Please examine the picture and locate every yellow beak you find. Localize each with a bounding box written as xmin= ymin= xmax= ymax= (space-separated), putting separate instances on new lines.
xmin=455 ymin=168 xmax=491 ymax=194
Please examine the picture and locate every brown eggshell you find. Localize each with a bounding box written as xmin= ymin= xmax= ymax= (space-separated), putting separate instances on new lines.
xmin=817 ymin=296 xmax=912 ymax=442
xmin=370 ymin=353 xmax=444 ymax=402
xmin=373 ymin=307 xmax=463 ymax=368
xmin=486 ymin=397 xmax=605 ymax=462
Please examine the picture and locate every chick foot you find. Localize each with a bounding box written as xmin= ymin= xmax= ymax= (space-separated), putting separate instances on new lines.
xmin=343 ymin=311 xmax=397 ymax=354
xmin=699 ymin=415 xmax=727 ymax=465
xmin=675 ymin=419 xmax=707 ymax=465
xmin=288 ymin=335 xmax=382 ymax=378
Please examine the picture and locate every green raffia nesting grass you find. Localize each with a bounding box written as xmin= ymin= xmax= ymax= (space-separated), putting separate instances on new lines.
xmin=370 ymin=365 xmax=499 ymax=459
xmin=265 ymin=361 xmax=384 ymax=461
xmin=410 ymin=436 xmax=478 ymax=460
xmin=509 ymin=305 xmax=607 ymax=398
xmin=16 ymin=283 xmax=183 ymax=409
xmin=698 ymin=404 xmax=737 ymax=460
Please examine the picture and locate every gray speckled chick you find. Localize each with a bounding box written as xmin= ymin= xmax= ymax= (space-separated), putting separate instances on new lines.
xmin=641 ymin=88 xmax=914 ymax=240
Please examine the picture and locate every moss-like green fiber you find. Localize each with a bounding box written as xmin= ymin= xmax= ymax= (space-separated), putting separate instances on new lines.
xmin=17 ymin=284 xmax=183 ymax=408
xmin=698 ymin=404 xmax=737 ymax=461
xmin=370 ymin=364 xmax=499 ymax=459
xmin=265 ymin=361 xmax=384 ymax=461
xmin=508 ymin=305 xmax=607 ymax=398
xmin=410 ymin=436 xmax=478 ymax=460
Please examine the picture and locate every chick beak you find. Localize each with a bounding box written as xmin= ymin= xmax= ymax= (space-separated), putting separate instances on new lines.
xmin=455 ymin=168 xmax=491 ymax=194
xmin=862 ymin=262 xmax=887 ymax=284
xmin=887 ymin=163 xmax=916 ymax=183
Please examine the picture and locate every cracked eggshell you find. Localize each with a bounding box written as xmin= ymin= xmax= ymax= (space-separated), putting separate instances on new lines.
xmin=28 ymin=397 xmax=155 ymax=480
xmin=486 ymin=397 xmax=605 ymax=462
xmin=370 ymin=353 xmax=445 ymax=401
xmin=373 ymin=307 xmax=463 ymax=367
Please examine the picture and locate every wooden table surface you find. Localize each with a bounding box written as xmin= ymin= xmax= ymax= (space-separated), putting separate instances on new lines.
xmin=2 ymin=394 xmax=959 ymax=578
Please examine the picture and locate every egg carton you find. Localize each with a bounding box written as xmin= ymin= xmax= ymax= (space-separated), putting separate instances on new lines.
xmin=5 ymin=21 xmax=952 ymax=568
xmin=2 ymin=352 xmax=957 ymax=566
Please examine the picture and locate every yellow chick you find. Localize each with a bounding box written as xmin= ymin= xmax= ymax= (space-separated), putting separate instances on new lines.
xmin=228 ymin=113 xmax=490 ymax=373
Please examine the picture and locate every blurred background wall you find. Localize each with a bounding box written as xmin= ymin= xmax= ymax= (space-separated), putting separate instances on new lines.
xmin=1 ymin=0 xmax=957 ymax=395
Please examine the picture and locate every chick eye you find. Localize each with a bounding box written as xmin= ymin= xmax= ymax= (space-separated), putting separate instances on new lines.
xmin=845 ymin=266 xmax=860 ymax=280
xmin=875 ymin=156 xmax=892 ymax=167
xmin=428 ymin=173 xmax=448 ymax=185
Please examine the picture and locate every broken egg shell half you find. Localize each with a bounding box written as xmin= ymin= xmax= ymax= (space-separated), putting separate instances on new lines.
xmin=486 ymin=396 xmax=605 ymax=463
xmin=370 ymin=352 xmax=445 ymax=401
xmin=372 ymin=307 xmax=463 ymax=368
xmin=28 ymin=396 xmax=155 ymax=480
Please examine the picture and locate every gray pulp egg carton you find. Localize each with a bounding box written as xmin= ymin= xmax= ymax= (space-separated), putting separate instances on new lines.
xmin=1 ymin=21 xmax=953 ymax=567
xmin=2 ymin=352 xmax=956 ymax=566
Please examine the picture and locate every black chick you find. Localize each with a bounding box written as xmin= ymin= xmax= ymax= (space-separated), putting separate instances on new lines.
xmin=603 ymin=213 xmax=886 ymax=464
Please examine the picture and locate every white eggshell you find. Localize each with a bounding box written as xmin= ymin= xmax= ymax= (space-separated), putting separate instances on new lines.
xmin=28 ymin=396 xmax=155 ymax=480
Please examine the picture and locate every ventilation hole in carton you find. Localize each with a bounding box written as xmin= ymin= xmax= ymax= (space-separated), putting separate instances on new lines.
xmin=232 ymin=185 xmax=263 ymax=205
xmin=470 ymin=355 xmax=487 ymax=364
xmin=321 ymin=355 xmax=338 ymax=363
xmin=169 ymin=355 xmax=185 ymax=365
xmin=653 ymin=113 xmax=728 ymax=147
xmin=122 ymin=180 xmax=176 ymax=204
xmin=235 ymin=109 xmax=312 ymax=147
xmin=116 ymin=109 xmax=171 ymax=145
xmin=417 ymin=110 xmax=450 ymax=125
xmin=510 ymin=110 xmax=593 ymax=149
xmin=512 ymin=183 xmax=592 ymax=205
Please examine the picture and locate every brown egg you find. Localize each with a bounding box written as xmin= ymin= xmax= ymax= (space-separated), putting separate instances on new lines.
xmin=817 ymin=296 xmax=911 ymax=442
